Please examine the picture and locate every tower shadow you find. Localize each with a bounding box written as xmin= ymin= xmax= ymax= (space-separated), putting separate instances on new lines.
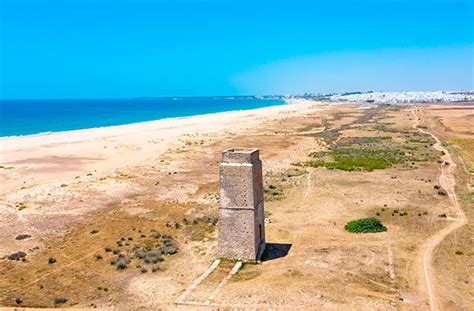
xmin=260 ymin=243 xmax=292 ymax=262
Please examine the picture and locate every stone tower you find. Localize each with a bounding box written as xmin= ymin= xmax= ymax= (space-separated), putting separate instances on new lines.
xmin=218 ymin=148 xmax=266 ymax=262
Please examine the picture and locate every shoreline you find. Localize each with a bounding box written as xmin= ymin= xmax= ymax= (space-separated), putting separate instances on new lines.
xmin=0 ymin=101 xmax=292 ymax=142
xmin=0 ymin=99 xmax=320 ymax=195
xmin=0 ymin=98 xmax=289 ymax=140
xmin=0 ymin=99 xmax=319 ymax=145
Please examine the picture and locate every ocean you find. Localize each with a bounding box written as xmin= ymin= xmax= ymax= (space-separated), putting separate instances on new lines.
xmin=0 ymin=97 xmax=286 ymax=137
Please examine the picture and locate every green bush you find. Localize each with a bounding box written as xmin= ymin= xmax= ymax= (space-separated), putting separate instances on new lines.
xmin=345 ymin=218 xmax=387 ymax=233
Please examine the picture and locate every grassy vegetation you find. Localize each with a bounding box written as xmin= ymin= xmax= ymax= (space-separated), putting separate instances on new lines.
xmin=337 ymin=136 xmax=392 ymax=146
xmin=299 ymin=124 xmax=439 ymax=172
xmin=449 ymin=137 xmax=474 ymax=171
xmin=304 ymin=148 xmax=407 ymax=172
xmin=264 ymin=184 xmax=284 ymax=201
xmin=345 ymin=218 xmax=387 ymax=233
xmin=189 ymin=216 xmax=218 ymax=241
xmin=370 ymin=123 xmax=398 ymax=133
xmin=461 ymin=192 xmax=474 ymax=202
xmin=134 ymin=234 xmax=178 ymax=266
xmin=103 ymin=230 xmax=180 ymax=273
xmin=231 ymin=269 xmax=261 ymax=282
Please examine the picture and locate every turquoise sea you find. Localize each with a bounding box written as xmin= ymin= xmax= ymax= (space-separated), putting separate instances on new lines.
xmin=0 ymin=97 xmax=285 ymax=137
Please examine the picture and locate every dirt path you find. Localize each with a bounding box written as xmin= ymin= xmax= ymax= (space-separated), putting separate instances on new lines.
xmin=176 ymin=260 xmax=242 ymax=307
xmin=411 ymin=109 xmax=468 ymax=311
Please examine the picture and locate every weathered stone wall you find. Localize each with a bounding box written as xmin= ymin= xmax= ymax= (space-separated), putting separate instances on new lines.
xmin=218 ymin=148 xmax=265 ymax=262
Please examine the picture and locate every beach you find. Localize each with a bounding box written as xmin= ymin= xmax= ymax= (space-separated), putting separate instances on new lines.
xmin=0 ymin=100 xmax=312 ymax=195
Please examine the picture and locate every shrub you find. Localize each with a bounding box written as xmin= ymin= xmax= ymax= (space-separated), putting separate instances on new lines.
xmin=114 ymin=257 xmax=128 ymax=270
xmin=160 ymin=244 xmax=178 ymax=255
xmin=15 ymin=234 xmax=31 ymax=240
xmin=134 ymin=250 xmax=147 ymax=259
xmin=134 ymin=236 xmax=178 ymax=268
xmin=455 ymin=250 xmax=463 ymax=255
xmin=345 ymin=218 xmax=387 ymax=233
xmin=48 ymin=257 xmax=57 ymax=264
xmin=8 ymin=252 xmax=27 ymax=261
xmin=53 ymin=297 xmax=68 ymax=305
xmin=150 ymin=232 xmax=161 ymax=239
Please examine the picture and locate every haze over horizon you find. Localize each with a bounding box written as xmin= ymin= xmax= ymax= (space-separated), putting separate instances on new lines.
xmin=0 ymin=0 xmax=473 ymax=99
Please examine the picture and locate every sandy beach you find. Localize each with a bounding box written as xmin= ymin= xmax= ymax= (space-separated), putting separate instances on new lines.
xmin=0 ymin=100 xmax=316 ymax=195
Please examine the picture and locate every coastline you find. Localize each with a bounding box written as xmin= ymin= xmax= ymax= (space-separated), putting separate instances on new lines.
xmin=0 ymin=98 xmax=288 ymax=139
xmin=0 ymin=99 xmax=299 ymax=142
xmin=0 ymin=99 xmax=318 ymax=195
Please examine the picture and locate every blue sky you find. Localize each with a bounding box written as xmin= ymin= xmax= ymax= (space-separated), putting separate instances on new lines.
xmin=0 ymin=0 xmax=473 ymax=99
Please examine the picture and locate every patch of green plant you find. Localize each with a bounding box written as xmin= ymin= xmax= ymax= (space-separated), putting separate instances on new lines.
xmin=345 ymin=218 xmax=387 ymax=233
xmin=407 ymin=138 xmax=433 ymax=144
xmin=370 ymin=123 xmax=398 ymax=133
xmin=305 ymin=147 xmax=407 ymax=171
xmin=337 ymin=136 xmax=392 ymax=147
xmin=264 ymin=184 xmax=284 ymax=201
xmin=461 ymin=192 xmax=474 ymax=202
xmin=190 ymin=218 xmax=217 ymax=241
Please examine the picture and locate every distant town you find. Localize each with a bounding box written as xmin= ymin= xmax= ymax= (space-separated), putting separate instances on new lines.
xmin=294 ymin=90 xmax=474 ymax=103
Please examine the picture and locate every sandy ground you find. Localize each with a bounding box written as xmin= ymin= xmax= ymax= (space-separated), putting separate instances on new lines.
xmin=0 ymin=101 xmax=472 ymax=310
